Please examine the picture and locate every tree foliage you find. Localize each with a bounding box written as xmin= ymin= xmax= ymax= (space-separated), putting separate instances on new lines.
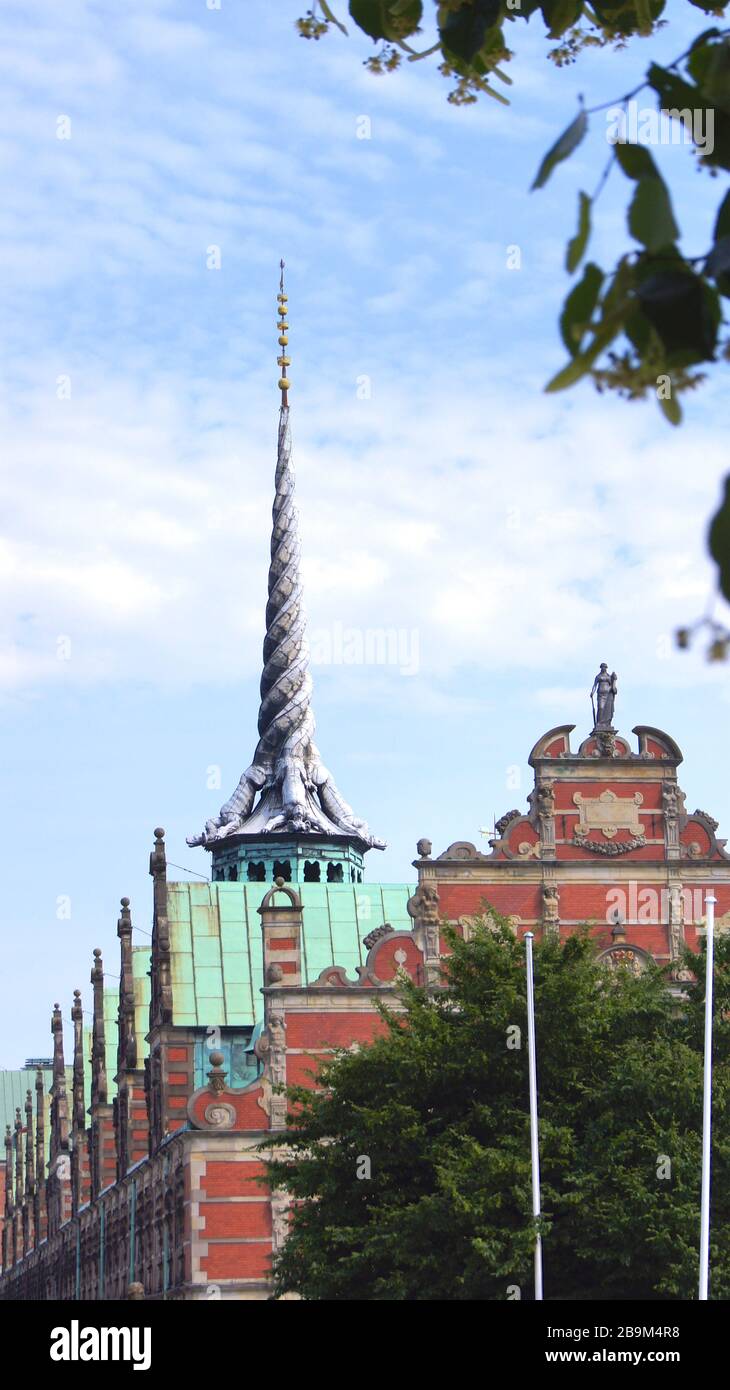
xmin=264 ymin=915 xmax=730 ymax=1300
xmin=295 ymin=1 xmax=730 ymax=650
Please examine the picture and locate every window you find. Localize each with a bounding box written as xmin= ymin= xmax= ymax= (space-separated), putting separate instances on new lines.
xmin=247 ymin=861 xmax=266 ymax=882
xmin=273 ymin=860 xmax=292 ymax=882
xmin=303 ymin=861 xmax=321 ymax=882
xmin=327 ymin=862 xmax=343 ymax=884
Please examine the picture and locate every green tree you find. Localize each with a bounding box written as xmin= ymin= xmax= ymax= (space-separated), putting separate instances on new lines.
xmin=295 ymin=2 xmax=730 ymax=643
xmin=264 ymin=916 xmax=730 ymax=1299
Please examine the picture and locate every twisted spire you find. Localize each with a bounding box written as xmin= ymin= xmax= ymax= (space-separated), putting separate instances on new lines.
xmin=188 ymin=265 xmax=383 ymax=851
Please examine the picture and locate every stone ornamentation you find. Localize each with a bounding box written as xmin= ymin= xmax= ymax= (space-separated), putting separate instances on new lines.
xmin=408 ymin=882 xmax=440 ymax=991
xmin=542 ymin=885 xmax=559 ymax=919
xmin=574 ymin=789 xmax=643 ymax=841
xmin=203 ymin=1103 xmax=236 ymax=1129
xmin=573 ymin=834 xmax=646 ymax=856
xmin=600 ymin=946 xmax=644 ymax=976
xmin=271 ymin=1189 xmax=291 ymax=1257
xmin=363 ymin=923 xmax=394 ymax=952
xmin=535 ymin=781 xmax=556 ymax=856
xmin=206 ymin=1051 xmax=227 ymax=1095
xmin=407 ymin=882 xmax=440 ymax=926
xmin=668 ymin=886 xmax=693 ymax=982
xmin=541 ymin=884 xmax=560 ymax=938
xmin=255 ymin=1012 xmax=288 ymax=1129
xmin=536 ymin=783 xmax=555 ymax=819
xmin=593 ymin=729 xmax=617 ymax=758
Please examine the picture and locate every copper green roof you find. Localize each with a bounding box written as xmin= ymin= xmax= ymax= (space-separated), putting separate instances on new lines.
xmin=0 ymin=1067 xmax=69 ymax=1164
xmin=167 ymin=881 xmax=415 ymax=1028
xmin=132 ymin=948 xmax=151 ymax=1058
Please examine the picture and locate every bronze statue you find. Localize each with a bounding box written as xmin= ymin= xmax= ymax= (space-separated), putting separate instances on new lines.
xmin=590 ymin=663 xmax=617 ymax=730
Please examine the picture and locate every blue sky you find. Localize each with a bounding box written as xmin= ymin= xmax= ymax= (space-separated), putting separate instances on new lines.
xmin=1 ymin=0 xmax=729 ymax=1061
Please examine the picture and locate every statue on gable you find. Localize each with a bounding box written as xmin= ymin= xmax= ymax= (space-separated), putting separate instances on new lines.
xmin=590 ymin=663 xmax=617 ymax=731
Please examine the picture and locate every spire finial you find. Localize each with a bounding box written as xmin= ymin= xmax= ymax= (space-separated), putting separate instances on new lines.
xmin=186 ymin=265 xmax=385 ymax=860
xmin=277 ymin=259 xmax=291 ymax=406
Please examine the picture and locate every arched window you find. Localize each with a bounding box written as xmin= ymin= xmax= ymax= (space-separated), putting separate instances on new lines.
xmin=273 ymin=860 xmax=292 ymax=882
xmin=327 ymin=862 xmax=343 ymax=884
xmin=303 ymin=861 xmax=321 ymax=882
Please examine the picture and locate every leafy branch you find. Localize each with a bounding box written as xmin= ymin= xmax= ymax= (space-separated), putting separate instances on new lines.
xmin=295 ymin=2 xmax=730 ymax=632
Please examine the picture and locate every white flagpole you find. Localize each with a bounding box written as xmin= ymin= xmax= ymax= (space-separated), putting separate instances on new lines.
xmin=699 ymin=892 xmax=716 ymax=1301
xmin=524 ymin=932 xmax=543 ymax=1300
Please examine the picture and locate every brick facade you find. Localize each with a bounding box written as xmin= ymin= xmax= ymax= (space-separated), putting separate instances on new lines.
xmin=1 ymin=716 xmax=727 ymax=1299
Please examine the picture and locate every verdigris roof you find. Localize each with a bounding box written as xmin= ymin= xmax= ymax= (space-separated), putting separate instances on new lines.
xmin=167 ymin=880 xmax=415 ymax=1027
xmin=0 ymin=1067 xmax=66 ymax=1161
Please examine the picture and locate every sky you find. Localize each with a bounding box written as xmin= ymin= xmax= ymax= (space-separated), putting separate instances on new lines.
xmin=1 ymin=0 xmax=729 ymax=1061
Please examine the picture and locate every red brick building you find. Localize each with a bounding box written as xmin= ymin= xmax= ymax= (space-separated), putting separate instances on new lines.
xmin=2 ymin=700 xmax=728 ymax=1300
xmin=416 ymin=716 xmax=730 ymax=979
xmin=2 ymin=288 xmax=728 ymax=1300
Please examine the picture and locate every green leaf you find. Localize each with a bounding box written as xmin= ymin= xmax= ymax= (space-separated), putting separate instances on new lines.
xmin=710 ymin=203 xmax=730 ymax=297
xmin=705 ymin=235 xmax=730 ymax=299
xmin=700 ymin=40 xmax=730 ymax=116
xmin=637 ymin=270 xmax=717 ymax=362
xmin=634 ymin=0 xmax=653 ymax=33
xmin=349 ymin=0 xmax=389 ymax=39
xmin=647 ymin=63 xmax=700 ymax=114
xmin=614 ymin=142 xmax=657 ymax=181
xmin=648 ymin=61 xmax=730 ymax=170
xmin=623 ymin=304 xmax=651 ymax=356
xmin=689 ymin=26 xmax=723 ymax=51
xmin=388 ymin=0 xmax=423 ymax=35
xmin=628 ymin=177 xmax=679 ymax=252
xmin=531 ymin=109 xmax=588 ymax=191
xmin=560 ymin=261 xmax=603 ymax=355
xmin=566 ymin=191 xmax=592 ymax=273
xmin=549 ymin=302 xmax=625 ymax=392
xmin=706 ymin=235 xmax=730 ymax=278
xmin=540 ymin=0 xmax=582 ymax=38
xmin=713 ymin=188 xmax=730 ymax=241
xmin=439 ymin=0 xmax=502 ymax=63
xmin=658 ymin=391 xmax=682 ymax=426
xmin=708 ymin=476 xmax=730 ymax=603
